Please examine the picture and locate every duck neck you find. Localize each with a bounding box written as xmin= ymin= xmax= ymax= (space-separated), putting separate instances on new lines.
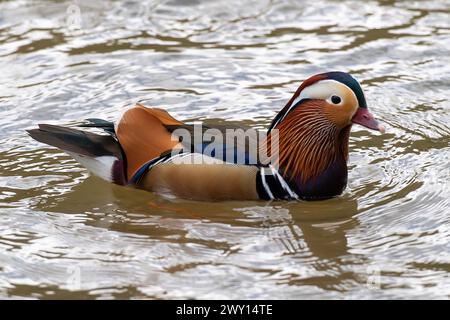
xmin=265 ymin=103 xmax=351 ymax=199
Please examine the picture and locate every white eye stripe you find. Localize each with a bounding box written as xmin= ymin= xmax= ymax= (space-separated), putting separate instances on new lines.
xmin=289 ymin=79 xmax=356 ymax=109
xmin=300 ymin=80 xmax=355 ymax=102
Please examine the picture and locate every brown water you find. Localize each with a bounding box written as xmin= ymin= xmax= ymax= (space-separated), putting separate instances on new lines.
xmin=0 ymin=0 xmax=449 ymax=299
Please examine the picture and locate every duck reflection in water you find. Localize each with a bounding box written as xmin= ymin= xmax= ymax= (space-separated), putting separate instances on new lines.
xmin=39 ymin=174 xmax=361 ymax=291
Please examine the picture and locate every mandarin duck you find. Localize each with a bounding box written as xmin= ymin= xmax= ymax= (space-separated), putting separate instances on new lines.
xmin=28 ymin=71 xmax=384 ymax=201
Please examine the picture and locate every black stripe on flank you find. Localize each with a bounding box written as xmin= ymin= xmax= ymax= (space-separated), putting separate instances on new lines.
xmin=256 ymin=170 xmax=271 ymax=200
xmin=256 ymin=167 xmax=295 ymax=200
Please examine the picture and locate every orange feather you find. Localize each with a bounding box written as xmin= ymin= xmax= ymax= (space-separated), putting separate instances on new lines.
xmin=263 ymin=100 xmax=350 ymax=184
xmin=116 ymin=104 xmax=182 ymax=180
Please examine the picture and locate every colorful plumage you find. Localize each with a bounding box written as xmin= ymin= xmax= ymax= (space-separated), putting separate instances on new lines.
xmin=27 ymin=71 xmax=384 ymax=201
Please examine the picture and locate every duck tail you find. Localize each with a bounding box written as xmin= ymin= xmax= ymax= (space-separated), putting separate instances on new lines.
xmin=27 ymin=122 xmax=127 ymax=185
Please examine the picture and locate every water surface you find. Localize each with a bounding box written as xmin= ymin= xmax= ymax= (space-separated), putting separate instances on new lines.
xmin=0 ymin=0 xmax=449 ymax=299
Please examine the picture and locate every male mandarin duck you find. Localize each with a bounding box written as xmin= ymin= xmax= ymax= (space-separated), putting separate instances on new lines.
xmin=28 ymin=71 xmax=384 ymax=201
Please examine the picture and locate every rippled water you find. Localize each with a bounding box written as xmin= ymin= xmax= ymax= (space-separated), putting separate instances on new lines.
xmin=0 ymin=0 xmax=449 ymax=299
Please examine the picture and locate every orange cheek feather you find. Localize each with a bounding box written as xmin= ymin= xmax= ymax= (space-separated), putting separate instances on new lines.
xmin=323 ymin=91 xmax=358 ymax=128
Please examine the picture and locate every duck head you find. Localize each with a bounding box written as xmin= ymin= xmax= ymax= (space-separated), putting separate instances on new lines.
xmin=269 ymin=71 xmax=385 ymax=134
xmin=266 ymin=71 xmax=384 ymax=199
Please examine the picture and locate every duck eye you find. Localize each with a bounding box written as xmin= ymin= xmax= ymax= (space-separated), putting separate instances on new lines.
xmin=331 ymin=95 xmax=342 ymax=104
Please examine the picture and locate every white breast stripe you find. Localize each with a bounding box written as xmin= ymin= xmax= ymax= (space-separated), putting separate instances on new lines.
xmin=270 ymin=165 xmax=299 ymax=200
